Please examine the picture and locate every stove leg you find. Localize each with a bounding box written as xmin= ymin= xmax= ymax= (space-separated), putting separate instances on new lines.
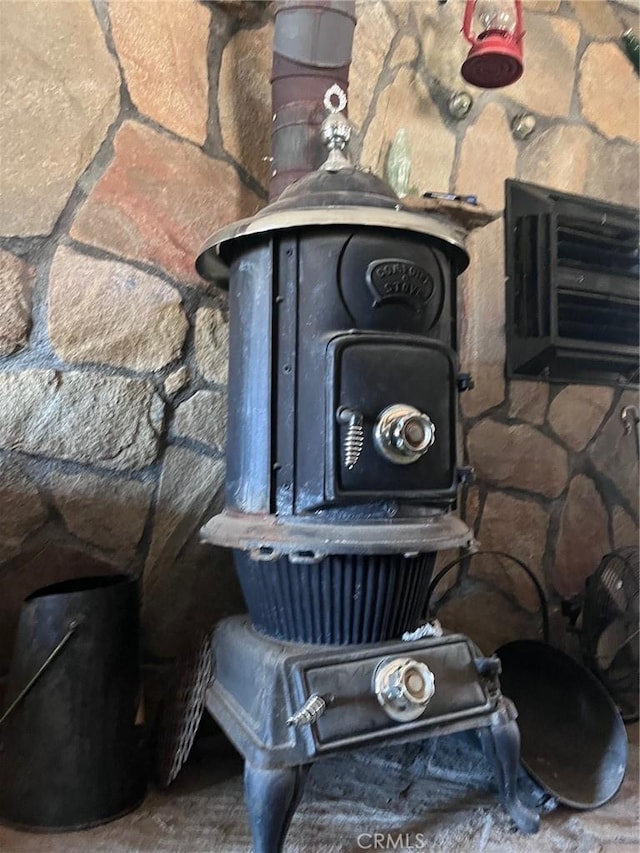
xmin=244 ymin=762 xmax=309 ymax=853
xmin=481 ymin=699 xmax=540 ymax=834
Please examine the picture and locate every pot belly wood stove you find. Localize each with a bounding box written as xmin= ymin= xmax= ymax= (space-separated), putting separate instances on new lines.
xmin=197 ymin=97 xmax=539 ymax=852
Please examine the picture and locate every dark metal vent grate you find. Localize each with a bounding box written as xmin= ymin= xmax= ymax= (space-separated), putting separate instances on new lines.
xmin=556 ymin=215 xmax=639 ymax=279
xmin=557 ymin=292 xmax=638 ymax=347
xmin=506 ymin=180 xmax=639 ymax=386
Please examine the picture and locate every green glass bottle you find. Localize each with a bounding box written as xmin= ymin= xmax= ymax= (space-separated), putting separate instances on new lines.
xmin=386 ymin=128 xmax=412 ymax=198
xmin=621 ymin=29 xmax=640 ymax=75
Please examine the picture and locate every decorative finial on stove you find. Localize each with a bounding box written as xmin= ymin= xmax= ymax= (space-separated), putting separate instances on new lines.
xmin=320 ymin=84 xmax=352 ymax=172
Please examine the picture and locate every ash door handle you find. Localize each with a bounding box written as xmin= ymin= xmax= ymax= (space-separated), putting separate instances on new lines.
xmin=286 ymin=694 xmax=327 ymax=728
xmin=337 ymin=407 xmax=364 ymax=470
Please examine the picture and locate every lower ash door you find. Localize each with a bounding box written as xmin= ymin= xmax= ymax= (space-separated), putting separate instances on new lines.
xmin=297 ymin=637 xmax=492 ymax=748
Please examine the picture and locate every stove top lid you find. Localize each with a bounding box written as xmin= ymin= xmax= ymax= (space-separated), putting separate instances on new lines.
xmin=267 ymin=165 xmax=400 ymax=212
xmin=195 ymin=178 xmax=470 ymax=284
xmin=196 ymin=88 xmax=470 ymax=284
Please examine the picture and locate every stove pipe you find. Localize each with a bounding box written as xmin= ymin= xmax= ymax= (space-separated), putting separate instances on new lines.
xmin=271 ymin=1 xmax=356 ymax=199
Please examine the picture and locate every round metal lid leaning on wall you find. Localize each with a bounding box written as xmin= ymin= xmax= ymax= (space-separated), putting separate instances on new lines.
xmin=496 ymin=639 xmax=628 ymax=809
xmin=426 ymin=550 xmax=629 ymax=809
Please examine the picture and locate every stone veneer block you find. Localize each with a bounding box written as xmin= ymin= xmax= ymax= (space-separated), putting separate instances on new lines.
xmin=349 ymin=1 xmax=395 ymax=127
xmin=171 ymin=390 xmax=227 ymax=451
xmin=508 ymin=16 xmax=580 ymax=117
xmin=361 ymin=68 xmax=456 ymax=194
xmin=553 ymin=474 xmax=610 ymax=598
xmin=508 ymin=380 xmax=549 ymax=426
xmin=391 ymin=35 xmax=419 ymax=68
xmin=467 ymin=419 xmax=569 ymax=498
xmin=216 ymin=1 xmax=273 ymax=23
xmin=523 ymin=1 xmax=561 ymax=12
xmin=460 ymin=220 xmax=506 ymax=366
xmin=455 ymin=103 xmax=517 ymax=211
xmin=585 ymin=138 xmax=640 ymax=209
xmin=71 ymin=121 xmax=261 ymax=285
xmin=164 ymin=366 xmax=190 ymax=397
xmin=464 ymin=484 xmax=481 ymax=534
xmin=144 ymin=446 xmax=225 ymax=588
xmin=0 ymin=455 xmax=47 ymax=556
xmin=110 ymin=0 xmax=210 ymax=145
xmin=0 ymin=0 xmax=120 ymax=236
xmin=195 ymin=307 xmax=229 ymax=385
xmin=0 ymin=370 xmax=163 ymax=470
xmin=50 ymin=470 xmax=153 ymax=556
xmin=475 ymin=491 xmax=548 ymax=612
xmin=570 ymin=0 xmax=625 ymax=40
xmin=548 ymin=384 xmax=614 ymax=451
xmin=49 ymin=246 xmax=188 ymax=371
xmin=579 ymin=43 xmax=640 ymax=144
xmin=142 ymin=539 xmax=243 ymax=661
xmin=461 ymin=363 xmax=506 ymax=419
xmin=612 ymin=506 xmax=639 ymax=551
xmin=431 ymin=548 xmax=461 ymax=597
xmin=437 ymin=590 xmax=536 ymax=655
xmin=415 ymin=0 xmax=469 ymax=90
xmin=518 ymin=125 xmax=596 ymax=196
xmin=590 ymin=389 xmax=640 ymax=514
xmin=459 ymin=220 xmax=506 ymax=417
xmin=0 ymin=249 xmax=34 ymax=356
xmin=219 ymin=23 xmax=273 ymax=186
xmin=614 ymin=1 xmax=640 ymax=37
xmin=142 ymin=536 xmax=247 ymax=664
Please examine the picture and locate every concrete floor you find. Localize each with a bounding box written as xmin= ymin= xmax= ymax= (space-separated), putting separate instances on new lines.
xmin=0 ymin=725 xmax=637 ymax=853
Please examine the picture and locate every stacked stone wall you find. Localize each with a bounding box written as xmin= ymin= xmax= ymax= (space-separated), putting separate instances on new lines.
xmin=0 ymin=0 xmax=637 ymax=662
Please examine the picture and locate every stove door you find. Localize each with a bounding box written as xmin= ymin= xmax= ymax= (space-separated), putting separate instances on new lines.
xmin=326 ymin=333 xmax=459 ymax=502
xmin=294 ymin=636 xmax=493 ymax=751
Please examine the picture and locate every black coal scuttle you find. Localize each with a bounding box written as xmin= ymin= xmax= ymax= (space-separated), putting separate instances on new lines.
xmin=197 ymin=97 xmax=539 ymax=852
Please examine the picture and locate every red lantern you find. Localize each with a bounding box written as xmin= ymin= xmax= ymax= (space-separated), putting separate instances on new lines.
xmin=461 ymin=0 xmax=524 ymax=89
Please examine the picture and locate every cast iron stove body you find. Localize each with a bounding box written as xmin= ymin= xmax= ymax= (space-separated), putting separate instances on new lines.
xmin=197 ymin=101 xmax=539 ymax=851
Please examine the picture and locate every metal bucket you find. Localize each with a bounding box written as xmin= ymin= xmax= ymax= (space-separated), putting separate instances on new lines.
xmin=0 ymin=573 xmax=146 ymax=830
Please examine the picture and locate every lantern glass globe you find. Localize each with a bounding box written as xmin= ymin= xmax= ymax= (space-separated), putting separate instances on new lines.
xmin=475 ymin=0 xmax=516 ymax=33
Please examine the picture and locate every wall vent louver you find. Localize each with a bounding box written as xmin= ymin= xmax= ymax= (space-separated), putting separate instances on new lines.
xmin=506 ymin=180 xmax=639 ymax=387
